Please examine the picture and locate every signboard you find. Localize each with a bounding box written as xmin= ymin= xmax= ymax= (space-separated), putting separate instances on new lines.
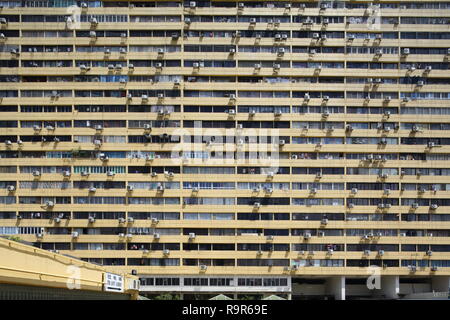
xmin=104 ymin=273 xmax=124 ymax=293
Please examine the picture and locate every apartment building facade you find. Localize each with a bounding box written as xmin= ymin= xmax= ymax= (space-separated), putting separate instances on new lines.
xmin=0 ymin=0 xmax=450 ymax=299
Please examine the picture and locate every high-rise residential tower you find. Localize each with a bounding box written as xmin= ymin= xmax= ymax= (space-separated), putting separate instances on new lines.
xmin=1 ymin=0 xmax=450 ymax=300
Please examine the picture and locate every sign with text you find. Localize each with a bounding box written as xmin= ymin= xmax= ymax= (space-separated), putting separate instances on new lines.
xmin=104 ymin=273 xmax=124 ymax=293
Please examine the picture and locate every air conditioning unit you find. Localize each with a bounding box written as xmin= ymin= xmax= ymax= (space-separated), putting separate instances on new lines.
xmin=88 ymin=187 xmax=96 ymax=192
xmin=155 ymin=62 xmax=162 ymax=68
xmin=81 ymin=2 xmax=88 ymax=8
xmin=89 ymin=31 xmax=96 ymax=38
xmin=32 ymin=170 xmax=41 ymax=177
xmin=426 ymin=250 xmax=433 ymax=256
xmin=189 ymin=232 xmax=196 ymax=239
xmin=71 ymin=231 xmax=79 ymax=238
xmin=141 ymin=94 xmax=148 ymax=100
xmin=45 ymin=201 xmax=54 ymax=207
xmin=151 ymin=217 xmax=159 ymax=224
xmin=279 ymin=140 xmax=286 ymax=146
xmin=119 ymin=48 xmax=127 ymax=54
xmin=312 ymin=33 xmax=320 ymax=39
xmin=254 ymin=63 xmax=261 ymax=69
xmin=351 ymin=188 xmax=358 ymax=194
xmin=377 ymin=203 xmax=385 ymax=209
xmin=93 ymin=139 xmax=102 ymax=146
xmin=348 ymin=203 xmax=354 ymax=208
xmin=7 ymin=185 xmax=15 ymax=192
xmin=321 ymin=218 xmax=328 ymax=225
xmin=428 ymin=142 xmax=435 ymax=148
xmin=320 ymin=3 xmax=327 ymax=9
xmin=347 ymin=35 xmax=355 ymax=40
xmin=400 ymin=232 xmax=406 ymax=237
xmin=200 ymin=264 xmax=207 ymax=271
xmin=228 ymin=109 xmax=236 ymax=115
xmin=303 ymin=233 xmax=311 ymax=239
xmin=310 ymin=188 xmax=318 ymax=194
xmin=118 ymin=217 xmax=126 ymax=224
xmin=150 ymin=233 xmax=159 ymax=241
xmin=430 ymin=204 xmax=438 ymax=210
xmin=273 ymin=64 xmax=281 ymax=69
xmin=264 ymin=187 xmax=274 ymax=194
xmin=157 ymin=93 xmax=164 ymax=99
xmin=304 ymin=93 xmax=310 ymax=100
xmin=316 ymin=172 xmax=322 ymax=178
xmin=189 ymin=1 xmax=196 ymax=7
xmin=411 ymin=203 xmax=419 ymax=209
xmin=88 ymin=216 xmax=95 ymax=223
xmin=250 ymin=18 xmax=256 ymax=24
xmin=4 ymin=140 xmax=12 ymax=146
xmin=375 ymin=49 xmax=383 ymax=55
xmin=278 ymin=48 xmax=285 ymax=54
xmin=106 ymin=171 xmax=115 ymax=176
xmin=126 ymin=217 xmax=134 ymax=223
xmin=254 ymin=202 xmax=261 ymax=208
xmin=409 ymin=265 xmax=417 ymax=272
xmin=322 ymin=18 xmax=329 ymax=24
xmin=266 ymin=235 xmax=274 ymax=241
xmin=364 ymin=250 xmax=371 ymax=255
xmin=385 ymin=203 xmax=392 ymax=208
xmin=378 ymin=250 xmax=385 ymax=256
xmin=425 ymin=65 xmax=432 ymax=71
xmin=345 ymin=125 xmax=353 ymax=131
xmin=384 ymin=189 xmax=391 ymax=195
xmin=402 ymin=48 xmax=410 ymax=55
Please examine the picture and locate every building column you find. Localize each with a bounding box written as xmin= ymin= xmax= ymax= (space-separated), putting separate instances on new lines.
xmin=326 ymin=276 xmax=345 ymax=300
xmin=380 ymin=276 xmax=400 ymax=299
xmin=432 ymin=276 xmax=450 ymax=293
